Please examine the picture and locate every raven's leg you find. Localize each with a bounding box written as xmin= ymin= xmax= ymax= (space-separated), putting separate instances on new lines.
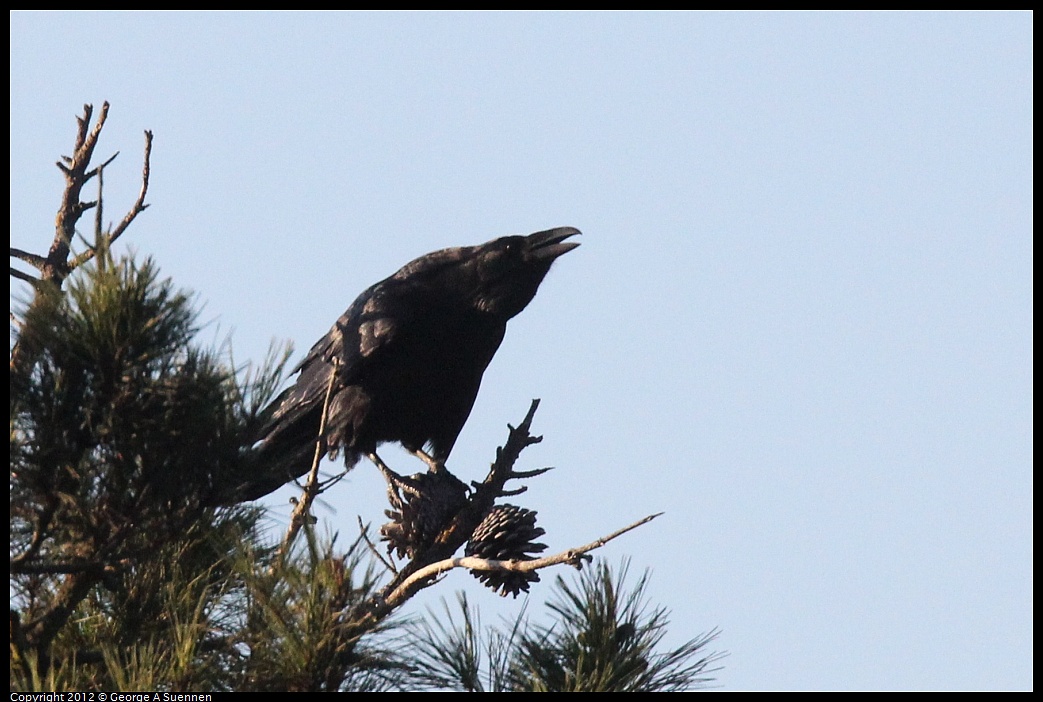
xmin=412 ymin=448 xmax=445 ymax=474
xmin=367 ymin=451 xmax=423 ymax=508
xmin=367 ymin=451 xmax=402 ymax=482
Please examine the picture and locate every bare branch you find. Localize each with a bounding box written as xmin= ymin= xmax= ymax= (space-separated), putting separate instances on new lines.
xmin=70 ymin=129 xmax=153 ymax=270
xmin=509 ymin=466 xmax=554 ymax=479
xmin=496 ymin=485 xmax=528 ymax=497
xmin=9 ymin=248 xmax=46 ymax=270
xmin=9 ymin=500 xmax=59 ymax=569
xmin=399 ymin=399 xmax=542 ymax=557
xmin=103 ymin=131 xmax=151 ymax=245
xmin=47 ymin=102 xmax=110 ymax=281
xmin=9 ymin=267 xmax=39 ymax=286
xmin=12 ymin=103 xmax=152 ymax=373
xmin=81 ymin=102 xmax=108 ymax=156
xmin=378 ymin=513 xmax=662 ymax=618
xmin=342 ymin=401 xmax=662 ymax=637
xmin=93 ymin=162 xmax=104 ymax=251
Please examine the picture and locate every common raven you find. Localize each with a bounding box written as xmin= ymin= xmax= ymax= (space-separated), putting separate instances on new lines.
xmin=232 ymin=226 xmax=580 ymax=503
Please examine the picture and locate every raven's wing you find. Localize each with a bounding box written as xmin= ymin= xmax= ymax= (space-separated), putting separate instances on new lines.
xmin=257 ymin=245 xmax=475 ymax=453
xmin=225 ymin=245 xmax=481 ymax=504
xmin=240 ymin=286 xmax=406 ymax=501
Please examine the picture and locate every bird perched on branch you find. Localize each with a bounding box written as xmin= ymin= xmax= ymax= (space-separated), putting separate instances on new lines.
xmin=227 ymin=226 xmax=580 ymax=503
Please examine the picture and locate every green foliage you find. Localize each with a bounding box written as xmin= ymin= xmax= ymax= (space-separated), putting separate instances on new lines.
xmin=404 ymin=592 xmax=520 ymax=692
xmin=10 ymin=254 xmax=412 ymax=692
xmin=409 ymin=560 xmax=725 ymax=692
xmin=234 ymin=529 xmax=414 ymax=692
xmin=12 ymin=255 xmax=259 ymax=521
xmin=9 ymin=254 xmax=286 ymax=690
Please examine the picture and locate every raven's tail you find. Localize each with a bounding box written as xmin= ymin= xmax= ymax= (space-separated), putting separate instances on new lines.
xmin=206 ymin=391 xmax=335 ymax=505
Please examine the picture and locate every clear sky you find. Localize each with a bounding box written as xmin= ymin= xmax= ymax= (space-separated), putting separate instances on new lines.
xmin=10 ymin=11 xmax=1032 ymax=691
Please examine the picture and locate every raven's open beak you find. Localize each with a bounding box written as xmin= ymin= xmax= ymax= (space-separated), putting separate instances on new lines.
xmin=527 ymin=227 xmax=581 ymax=262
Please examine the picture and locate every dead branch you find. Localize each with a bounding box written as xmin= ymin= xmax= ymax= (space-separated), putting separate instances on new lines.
xmin=9 ymin=104 xmax=158 ymax=659
xmin=9 ymin=247 xmax=45 ymax=269
xmin=47 ymin=102 xmax=110 ymax=283
xmin=9 ymin=267 xmax=38 ymax=286
xmin=10 ymin=103 xmax=153 ymax=374
xmin=383 ymin=513 xmax=662 ymax=605
xmin=70 ymin=130 xmax=152 ymax=270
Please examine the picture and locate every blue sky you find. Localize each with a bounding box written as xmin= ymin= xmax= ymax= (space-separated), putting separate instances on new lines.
xmin=10 ymin=12 xmax=1032 ymax=690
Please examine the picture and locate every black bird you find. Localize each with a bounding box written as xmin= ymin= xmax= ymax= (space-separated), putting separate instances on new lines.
xmin=233 ymin=226 xmax=580 ymax=503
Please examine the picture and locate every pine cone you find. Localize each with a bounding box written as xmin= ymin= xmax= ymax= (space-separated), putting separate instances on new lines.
xmin=466 ymin=504 xmax=547 ymax=597
xmin=381 ymin=469 xmax=468 ymax=558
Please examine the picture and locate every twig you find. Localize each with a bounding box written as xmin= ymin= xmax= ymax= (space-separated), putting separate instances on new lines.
xmin=9 ymin=559 xmax=108 ymax=575
xmin=357 ymin=516 xmax=398 ymax=575
xmin=9 ymin=500 xmax=59 ymax=570
xmin=509 ymin=466 xmax=554 ymax=479
xmin=93 ymin=162 xmax=104 ymax=252
xmin=273 ymin=361 xmax=338 ymax=566
xmin=84 ymin=151 xmax=119 ymax=181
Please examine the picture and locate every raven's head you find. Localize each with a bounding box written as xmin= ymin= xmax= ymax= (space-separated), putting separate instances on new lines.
xmin=472 ymin=226 xmax=580 ymax=319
